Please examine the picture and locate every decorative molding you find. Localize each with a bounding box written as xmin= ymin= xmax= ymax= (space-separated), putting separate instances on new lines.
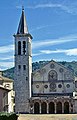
xmin=32 ymin=93 xmax=73 ymax=97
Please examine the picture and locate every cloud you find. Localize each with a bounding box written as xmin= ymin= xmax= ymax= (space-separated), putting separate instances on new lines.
xmin=0 ymin=34 xmax=77 ymax=54
xmin=32 ymin=53 xmax=41 ymax=56
xmin=0 ymin=44 xmax=14 ymax=70
xmin=30 ymin=25 xmax=52 ymax=32
xmin=16 ymin=5 xmax=22 ymax=9
xmin=0 ymin=62 xmax=14 ymax=70
xmin=27 ymin=3 xmax=77 ymax=15
xmin=65 ymin=48 xmax=77 ymax=56
xmin=40 ymin=48 xmax=77 ymax=56
xmin=32 ymin=34 xmax=77 ymax=49
xmin=0 ymin=33 xmax=77 ymax=70
xmin=1 ymin=48 xmax=76 ymax=70
xmin=27 ymin=3 xmax=65 ymax=9
xmin=33 ymin=58 xmax=52 ymax=62
xmin=0 ymin=44 xmax=14 ymax=53
xmin=0 ymin=56 xmax=14 ymax=61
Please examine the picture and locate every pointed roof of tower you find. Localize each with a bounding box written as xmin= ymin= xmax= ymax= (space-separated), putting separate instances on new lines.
xmin=17 ymin=6 xmax=28 ymax=34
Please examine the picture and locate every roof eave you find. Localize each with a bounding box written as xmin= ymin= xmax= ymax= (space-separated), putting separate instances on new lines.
xmin=13 ymin=33 xmax=33 ymax=39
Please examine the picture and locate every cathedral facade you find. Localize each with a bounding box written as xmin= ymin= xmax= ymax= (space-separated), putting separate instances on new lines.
xmin=14 ymin=8 xmax=77 ymax=114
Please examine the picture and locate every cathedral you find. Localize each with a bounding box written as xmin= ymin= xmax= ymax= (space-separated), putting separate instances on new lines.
xmin=14 ymin=8 xmax=77 ymax=114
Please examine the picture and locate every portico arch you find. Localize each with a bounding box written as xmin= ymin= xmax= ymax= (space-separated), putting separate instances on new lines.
xmin=49 ymin=102 xmax=55 ymax=114
xmin=41 ymin=102 xmax=47 ymax=114
xmin=56 ymin=102 xmax=62 ymax=114
xmin=64 ymin=102 xmax=69 ymax=114
xmin=34 ymin=102 xmax=39 ymax=114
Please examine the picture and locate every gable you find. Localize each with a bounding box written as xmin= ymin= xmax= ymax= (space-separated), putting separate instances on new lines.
xmin=33 ymin=60 xmax=74 ymax=82
xmin=32 ymin=60 xmax=74 ymax=95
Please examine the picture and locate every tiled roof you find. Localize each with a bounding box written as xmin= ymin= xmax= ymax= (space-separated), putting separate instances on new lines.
xmin=0 ymin=75 xmax=13 ymax=82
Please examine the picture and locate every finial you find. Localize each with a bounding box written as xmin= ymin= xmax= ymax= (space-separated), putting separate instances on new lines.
xmin=22 ymin=6 xmax=24 ymax=11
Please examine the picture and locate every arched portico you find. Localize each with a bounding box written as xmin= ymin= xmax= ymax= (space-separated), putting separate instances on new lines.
xmin=41 ymin=102 xmax=47 ymax=114
xmin=30 ymin=98 xmax=73 ymax=114
xmin=56 ymin=102 xmax=62 ymax=114
xmin=64 ymin=102 xmax=69 ymax=114
xmin=49 ymin=102 xmax=55 ymax=114
xmin=34 ymin=102 xmax=39 ymax=114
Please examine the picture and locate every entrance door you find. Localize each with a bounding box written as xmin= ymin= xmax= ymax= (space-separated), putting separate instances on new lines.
xmin=64 ymin=102 xmax=69 ymax=114
xmin=41 ymin=102 xmax=47 ymax=114
xmin=56 ymin=102 xmax=62 ymax=114
xmin=49 ymin=102 xmax=55 ymax=114
xmin=34 ymin=102 xmax=39 ymax=114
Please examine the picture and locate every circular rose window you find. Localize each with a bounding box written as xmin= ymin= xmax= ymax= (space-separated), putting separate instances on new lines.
xmin=59 ymin=68 xmax=64 ymax=73
xmin=50 ymin=83 xmax=56 ymax=89
xmin=66 ymin=84 xmax=70 ymax=88
xmin=44 ymin=85 xmax=48 ymax=88
xmin=58 ymin=84 xmax=62 ymax=88
xmin=36 ymin=85 xmax=39 ymax=88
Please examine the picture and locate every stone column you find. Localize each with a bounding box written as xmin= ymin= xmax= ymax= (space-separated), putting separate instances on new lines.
xmin=62 ymin=102 xmax=64 ymax=113
xmin=69 ymin=102 xmax=71 ymax=113
xmin=73 ymin=102 xmax=75 ymax=113
xmin=47 ymin=102 xmax=49 ymax=114
xmin=30 ymin=103 xmax=34 ymax=114
xmin=54 ymin=102 xmax=57 ymax=114
xmin=40 ymin=102 xmax=41 ymax=114
xmin=33 ymin=103 xmax=34 ymax=114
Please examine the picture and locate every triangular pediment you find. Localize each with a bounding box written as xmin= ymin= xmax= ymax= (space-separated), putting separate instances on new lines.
xmin=33 ymin=60 xmax=74 ymax=81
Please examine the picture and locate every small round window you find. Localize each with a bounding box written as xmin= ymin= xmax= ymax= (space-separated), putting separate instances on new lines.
xmin=36 ymin=85 xmax=39 ymax=88
xmin=59 ymin=68 xmax=64 ymax=73
xmin=66 ymin=84 xmax=70 ymax=88
xmin=50 ymin=64 xmax=55 ymax=69
xmin=44 ymin=85 xmax=48 ymax=89
xmin=58 ymin=84 xmax=62 ymax=88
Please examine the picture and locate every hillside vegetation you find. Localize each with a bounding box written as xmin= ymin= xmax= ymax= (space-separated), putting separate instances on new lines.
xmin=3 ymin=61 xmax=77 ymax=80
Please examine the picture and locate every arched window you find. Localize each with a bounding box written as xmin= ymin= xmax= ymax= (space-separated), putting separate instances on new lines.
xmin=23 ymin=41 xmax=26 ymax=55
xmin=23 ymin=65 xmax=26 ymax=70
xmin=48 ymin=70 xmax=57 ymax=81
xmin=18 ymin=41 xmax=21 ymax=55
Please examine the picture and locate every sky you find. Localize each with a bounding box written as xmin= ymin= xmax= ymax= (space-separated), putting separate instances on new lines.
xmin=0 ymin=0 xmax=77 ymax=70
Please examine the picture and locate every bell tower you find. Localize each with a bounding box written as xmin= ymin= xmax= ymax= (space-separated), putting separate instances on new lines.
xmin=14 ymin=7 xmax=32 ymax=112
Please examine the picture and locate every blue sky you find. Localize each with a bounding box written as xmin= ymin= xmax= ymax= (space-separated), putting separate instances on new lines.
xmin=0 ymin=0 xmax=77 ymax=70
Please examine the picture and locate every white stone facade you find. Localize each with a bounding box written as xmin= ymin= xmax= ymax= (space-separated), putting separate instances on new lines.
xmin=14 ymin=8 xmax=77 ymax=114
xmin=30 ymin=60 xmax=77 ymax=114
xmin=32 ymin=61 xmax=74 ymax=95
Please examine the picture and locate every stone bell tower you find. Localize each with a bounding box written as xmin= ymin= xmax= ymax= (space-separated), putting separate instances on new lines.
xmin=14 ymin=7 xmax=32 ymax=113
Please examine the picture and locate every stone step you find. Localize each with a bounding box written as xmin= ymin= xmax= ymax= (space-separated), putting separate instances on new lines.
xmin=18 ymin=114 xmax=77 ymax=120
